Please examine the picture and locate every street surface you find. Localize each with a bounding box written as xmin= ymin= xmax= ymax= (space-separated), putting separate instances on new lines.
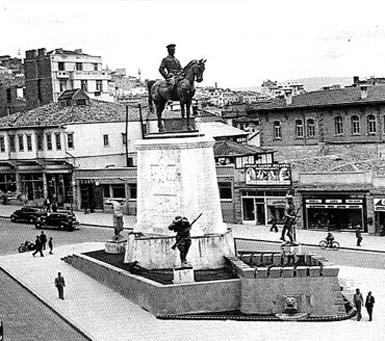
xmin=0 ymin=217 xmax=112 ymax=341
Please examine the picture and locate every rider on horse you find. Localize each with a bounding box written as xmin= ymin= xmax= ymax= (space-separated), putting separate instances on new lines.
xmin=159 ymin=44 xmax=183 ymax=100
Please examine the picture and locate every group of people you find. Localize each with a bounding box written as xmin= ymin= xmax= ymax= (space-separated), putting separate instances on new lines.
xmin=43 ymin=197 xmax=58 ymax=213
xmin=32 ymin=231 xmax=53 ymax=257
xmin=353 ymin=288 xmax=375 ymax=321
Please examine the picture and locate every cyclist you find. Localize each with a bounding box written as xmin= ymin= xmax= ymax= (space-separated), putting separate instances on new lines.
xmin=326 ymin=232 xmax=334 ymax=248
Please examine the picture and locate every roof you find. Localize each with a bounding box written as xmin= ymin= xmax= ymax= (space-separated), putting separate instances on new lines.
xmin=249 ymin=85 xmax=385 ymax=112
xmin=0 ymin=99 xmax=150 ymax=129
xmin=214 ymin=140 xmax=274 ymax=157
xmin=199 ymin=122 xmax=248 ymax=138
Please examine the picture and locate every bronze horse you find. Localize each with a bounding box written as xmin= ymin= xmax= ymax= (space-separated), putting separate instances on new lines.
xmin=147 ymin=59 xmax=206 ymax=132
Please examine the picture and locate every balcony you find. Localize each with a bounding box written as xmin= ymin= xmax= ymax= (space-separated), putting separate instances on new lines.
xmin=57 ymin=71 xmax=70 ymax=79
xmin=71 ymin=71 xmax=111 ymax=80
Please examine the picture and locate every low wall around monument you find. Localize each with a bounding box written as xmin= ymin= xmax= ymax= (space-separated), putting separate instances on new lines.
xmin=70 ymin=253 xmax=241 ymax=316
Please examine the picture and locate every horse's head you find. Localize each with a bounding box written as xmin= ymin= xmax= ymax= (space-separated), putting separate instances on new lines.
xmin=184 ymin=59 xmax=206 ymax=83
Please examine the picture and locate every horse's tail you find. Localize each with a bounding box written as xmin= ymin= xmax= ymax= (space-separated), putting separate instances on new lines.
xmin=147 ymin=80 xmax=156 ymax=113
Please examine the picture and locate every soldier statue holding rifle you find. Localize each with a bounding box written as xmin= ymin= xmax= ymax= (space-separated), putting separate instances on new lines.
xmin=168 ymin=213 xmax=202 ymax=266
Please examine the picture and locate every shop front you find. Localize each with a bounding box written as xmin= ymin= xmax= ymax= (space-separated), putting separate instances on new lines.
xmin=373 ymin=198 xmax=385 ymax=235
xmin=302 ymin=192 xmax=367 ymax=232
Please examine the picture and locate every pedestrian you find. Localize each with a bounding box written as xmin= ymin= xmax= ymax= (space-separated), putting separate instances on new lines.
xmin=40 ymin=231 xmax=47 ymax=250
xmin=365 ymin=291 xmax=375 ymax=321
xmin=44 ymin=197 xmax=51 ymax=212
xmin=48 ymin=237 xmax=53 ymax=254
xmin=32 ymin=235 xmax=44 ymax=257
xmin=356 ymin=226 xmax=363 ymax=246
xmin=54 ymin=272 xmax=65 ymax=300
xmin=269 ymin=210 xmax=279 ymax=233
xmin=51 ymin=200 xmax=58 ymax=212
xmin=353 ymin=288 xmax=364 ymax=321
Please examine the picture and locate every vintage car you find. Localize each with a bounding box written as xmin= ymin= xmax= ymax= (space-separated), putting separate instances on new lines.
xmin=35 ymin=211 xmax=80 ymax=231
xmin=10 ymin=207 xmax=47 ymax=223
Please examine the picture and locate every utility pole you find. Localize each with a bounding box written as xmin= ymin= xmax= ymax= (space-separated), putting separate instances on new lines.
xmin=125 ymin=105 xmax=129 ymax=167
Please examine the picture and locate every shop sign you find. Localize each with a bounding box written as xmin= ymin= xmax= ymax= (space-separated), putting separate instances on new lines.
xmin=346 ymin=199 xmax=363 ymax=204
xmin=306 ymin=199 xmax=322 ymax=203
xmin=325 ymin=199 xmax=342 ymax=203
xmin=374 ymin=198 xmax=385 ymax=211
xmin=306 ymin=204 xmax=362 ymax=209
xmin=245 ymin=163 xmax=291 ymax=186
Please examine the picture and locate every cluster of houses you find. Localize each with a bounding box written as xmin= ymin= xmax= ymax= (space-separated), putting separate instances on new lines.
xmin=2 ymin=47 xmax=385 ymax=236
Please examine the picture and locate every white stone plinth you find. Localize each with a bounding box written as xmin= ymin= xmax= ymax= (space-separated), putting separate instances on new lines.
xmin=280 ymin=243 xmax=303 ymax=255
xmin=173 ymin=267 xmax=195 ymax=284
xmin=105 ymin=239 xmax=127 ymax=254
xmin=134 ymin=135 xmax=226 ymax=237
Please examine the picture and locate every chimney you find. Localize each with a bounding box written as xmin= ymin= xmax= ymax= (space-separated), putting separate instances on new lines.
xmin=74 ymin=49 xmax=82 ymax=54
xmin=284 ymin=88 xmax=293 ymax=105
xmin=353 ymin=76 xmax=360 ymax=87
xmin=215 ymin=82 xmax=218 ymax=88
xmin=360 ymin=85 xmax=368 ymax=100
xmin=37 ymin=48 xmax=46 ymax=56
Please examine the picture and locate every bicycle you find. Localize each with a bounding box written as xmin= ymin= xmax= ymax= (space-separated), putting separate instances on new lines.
xmin=319 ymin=239 xmax=340 ymax=251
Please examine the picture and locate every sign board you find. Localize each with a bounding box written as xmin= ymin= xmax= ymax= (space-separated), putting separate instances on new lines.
xmin=245 ymin=163 xmax=291 ymax=186
xmin=374 ymin=198 xmax=385 ymax=211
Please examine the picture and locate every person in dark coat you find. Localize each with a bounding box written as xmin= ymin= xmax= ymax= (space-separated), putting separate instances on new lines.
xmin=269 ymin=210 xmax=279 ymax=233
xmin=40 ymin=231 xmax=47 ymax=250
xmin=48 ymin=237 xmax=53 ymax=254
xmin=353 ymin=288 xmax=364 ymax=321
xmin=365 ymin=291 xmax=375 ymax=321
xmin=54 ymin=272 xmax=66 ymax=300
xmin=356 ymin=226 xmax=363 ymax=246
xmin=32 ymin=236 xmax=44 ymax=257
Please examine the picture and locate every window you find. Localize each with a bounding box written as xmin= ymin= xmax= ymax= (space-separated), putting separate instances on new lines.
xmin=46 ymin=133 xmax=52 ymax=150
xmin=67 ymin=133 xmax=74 ymax=149
xmin=112 ymin=185 xmax=126 ymax=198
xmin=55 ymin=133 xmax=61 ymax=150
xmin=59 ymin=80 xmax=66 ymax=92
xmin=18 ymin=135 xmax=24 ymax=152
xmin=9 ymin=135 xmax=15 ymax=152
xmin=6 ymin=88 xmax=12 ymax=103
xmin=0 ymin=136 xmax=5 ymax=152
xmin=58 ymin=62 xmax=65 ymax=71
xmin=36 ymin=134 xmax=43 ymax=151
xmin=103 ymin=134 xmax=109 ymax=147
xmin=295 ymin=120 xmax=304 ymax=138
xmin=335 ymin=116 xmax=343 ymax=134
xmin=96 ymin=80 xmax=103 ymax=91
xmin=218 ymin=182 xmax=232 ymax=200
xmin=76 ymin=62 xmax=83 ymax=71
xmin=274 ymin=121 xmax=282 ymax=139
xmin=26 ymin=134 xmax=32 ymax=151
xmin=307 ymin=119 xmax=315 ymax=138
xmin=93 ymin=63 xmax=98 ymax=71
xmin=368 ymin=115 xmax=377 ymax=134
xmin=81 ymin=80 xmax=88 ymax=92
xmin=128 ymin=183 xmax=137 ymax=199
xmin=122 ymin=133 xmax=127 ymax=145
xmin=352 ymin=116 xmax=360 ymax=134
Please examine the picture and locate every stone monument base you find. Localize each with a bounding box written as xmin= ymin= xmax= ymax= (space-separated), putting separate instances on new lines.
xmin=105 ymin=239 xmax=127 ymax=254
xmin=124 ymin=230 xmax=234 ymax=270
xmin=173 ymin=267 xmax=195 ymax=284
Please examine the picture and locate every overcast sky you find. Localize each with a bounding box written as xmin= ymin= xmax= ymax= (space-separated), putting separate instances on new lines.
xmin=2 ymin=0 xmax=385 ymax=88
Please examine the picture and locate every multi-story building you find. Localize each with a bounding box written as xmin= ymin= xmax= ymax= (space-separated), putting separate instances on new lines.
xmin=24 ymin=48 xmax=112 ymax=110
xmin=261 ymin=79 xmax=305 ymax=99
xmin=248 ymin=84 xmax=385 ymax=234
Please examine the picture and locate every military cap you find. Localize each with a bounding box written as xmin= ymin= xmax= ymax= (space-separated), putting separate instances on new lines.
xmin=167 ymin=44 xmax=176 ymax=49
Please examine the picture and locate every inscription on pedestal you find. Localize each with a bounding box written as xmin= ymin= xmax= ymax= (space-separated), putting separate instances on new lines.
xmin=173 ymin=267 xmax=195 ymax=284
xmin=105 ymin=240 xmax=127 ymax=254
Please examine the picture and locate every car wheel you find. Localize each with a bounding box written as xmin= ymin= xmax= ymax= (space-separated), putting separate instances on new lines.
xmin=10 ymin=215 xmax=16 ymax=222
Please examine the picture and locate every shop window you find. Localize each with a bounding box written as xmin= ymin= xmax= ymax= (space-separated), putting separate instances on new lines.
xmin=67 ymin=133 xmax=74 ymax=149
xmin=218 ymin=182 xmax=232 ymax=200
xmin=102 ymin=184 xmax=110 ymax=197
xmin=111 ymin=184 xmax=126 ymax=198
xmin=27 ymin=134 xmax=32 ymax=151
xmin=46 ymin=133 xmax=52 ymax=150
xmin=307 ymin=119 xmax=315 ymax=138
xmin=9 ymin=135 xmax=15 ymax=152
xmin=367 ymin=115 xmax=377 ymax=134
xmin=18 ymin=135 xmax=24 ymax=152
xmin=335 ymin=116 xmax=343 ymax=135
xmin=351 ymin=116 xmax=360 ymax=134
xmin=295 ymin=120 xmax=304 ymax=138
xmin=274 ymin=121 xmax=282 ymax=139
xmin=55 ymin=133 xmax=61 ymax=150
xmin=0 ymin=136 xmax=5 ymax=152
xmin=128 ymin=183 xmax=137 ymax=199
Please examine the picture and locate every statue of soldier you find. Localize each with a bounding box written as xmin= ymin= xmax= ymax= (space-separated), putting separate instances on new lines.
xmin=168 ymin=216 xmax=192 ymax=266
xmin=280 ymin=190 xmax=297 ymax=244
xmin=159 ymin=44 xmax=183 ymax=99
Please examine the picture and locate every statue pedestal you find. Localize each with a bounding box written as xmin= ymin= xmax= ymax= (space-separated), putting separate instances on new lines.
xmin=280 ymin=243 xmax=302 ymax=255
xmin=173 ymin=266 xmax=195 ymax=284
xmin=105 ymin=239 xmax=127 ymax=254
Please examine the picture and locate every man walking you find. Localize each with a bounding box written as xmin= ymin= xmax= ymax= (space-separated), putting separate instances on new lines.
xmin=48 ymin=237 xmax=53 ymax=254
xmin=40 ymin=231 xmax=47 ymax=250
xmin=280 ymin=190 xmax=296 ymax=244
xmin=365 ymin=291 xmax=375 ymax=321
xmin=32 ymin=235 xmax=44 ymax=257
xmin=356 ymin=226 xmax=363 ymax=246
xmin=54 ymin=272 xmax=66 ymax=300
xmin=353 ymin=288 xmax=364 ymax=321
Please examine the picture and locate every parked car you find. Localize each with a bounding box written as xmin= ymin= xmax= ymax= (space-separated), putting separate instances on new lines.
xmin=10 ymin=207 xmax=47 ymax=223
xmin=35 ymin=211 xmax=80 ymax=231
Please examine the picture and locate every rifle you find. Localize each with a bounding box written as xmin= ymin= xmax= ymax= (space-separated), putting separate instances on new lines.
xmin=171 ymin=213 xmax=203 ymax=250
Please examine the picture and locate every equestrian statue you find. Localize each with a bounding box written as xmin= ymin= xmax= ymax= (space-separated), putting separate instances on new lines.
xmin=147 ymin=44 xmax=206 ymax=132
